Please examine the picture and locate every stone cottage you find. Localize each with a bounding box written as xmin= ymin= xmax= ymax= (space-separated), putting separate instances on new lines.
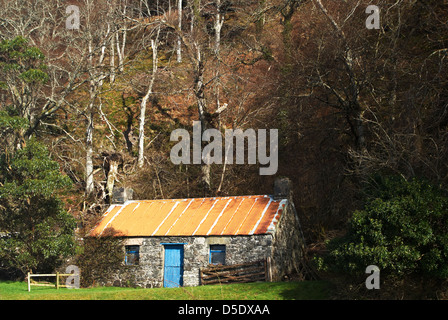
xmin=88 ymin=179 xmax=305 ymax=288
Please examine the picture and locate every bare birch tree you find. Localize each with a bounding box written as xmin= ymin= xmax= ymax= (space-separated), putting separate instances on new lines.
xmin=57 ymin=0 xmax=118 ymax=196
xmin=214 ymin=0 xmax=225 ymax=56
xmin=176 ymin=0 xmax=183 ymax=63
xmin=138 ymin=27 xmax=161 ymax=168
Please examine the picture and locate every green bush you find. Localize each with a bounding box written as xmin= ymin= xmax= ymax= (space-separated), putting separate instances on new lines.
xmin=317 ymin=176 xmax=448 ymax=278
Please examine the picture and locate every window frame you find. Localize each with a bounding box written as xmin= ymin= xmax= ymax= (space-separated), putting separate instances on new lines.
xmin=209 ymin=244 xmax=226 ymax=265
xmin=124 ymin=245 xmax=140 ymax=266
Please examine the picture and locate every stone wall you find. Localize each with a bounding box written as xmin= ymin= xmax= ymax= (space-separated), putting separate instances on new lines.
xmin=108 ymin=234 xmax=273 ymax=288
xmin=269 ymin=201 xmax=305 ymax=281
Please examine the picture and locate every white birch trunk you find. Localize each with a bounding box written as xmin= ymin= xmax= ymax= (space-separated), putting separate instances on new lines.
xmin=138 ymin=35 xmax=159 ymax=168
xmin=110 ymin=33 xmax=116 ymax=83
xmin=86 ymin=110 xmax=94 ymax=195
xmin=177 ymin=0 xmax=182 ymax=63
xmin=214 ymin=0 xmax=224 ymax=55
xmin=86 ymin=40 xmax=95 ymax=195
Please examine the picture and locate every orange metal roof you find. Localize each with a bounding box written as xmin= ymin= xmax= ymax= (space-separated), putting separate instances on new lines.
xmin=89 ymin=195 xmax=287 ymax=237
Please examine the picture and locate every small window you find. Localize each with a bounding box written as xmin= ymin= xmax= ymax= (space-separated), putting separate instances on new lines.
xmin=210 ymin=245 xmax=226 ymax=265
xmin=125 ymin=245 xmax=140 ymax=265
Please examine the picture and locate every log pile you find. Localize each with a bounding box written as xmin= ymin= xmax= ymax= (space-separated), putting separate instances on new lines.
xmin=200 ymin=259 xmax=267 ymax=285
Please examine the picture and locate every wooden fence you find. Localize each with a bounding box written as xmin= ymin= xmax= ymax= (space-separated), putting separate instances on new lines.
xmin=200 ymin=258 xmax=271 ymax=285
xmin=27 ymin=272 xmax=77 ymax=292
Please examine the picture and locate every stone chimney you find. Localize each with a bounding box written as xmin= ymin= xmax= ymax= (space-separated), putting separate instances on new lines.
xmin=112 ymin=187 xmax=134 ymax=204
xmin=273 ymin=177 xmax=292 ymax=200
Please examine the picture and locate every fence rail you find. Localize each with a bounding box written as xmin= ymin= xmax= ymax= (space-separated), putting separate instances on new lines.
xmin=27 ymin=272 xmax=75 ymax=292
xmin=200 ymin=259 xmax=270 ymax=285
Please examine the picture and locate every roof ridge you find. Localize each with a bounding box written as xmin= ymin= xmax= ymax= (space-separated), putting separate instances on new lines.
xmin=117 ymin=194 xmax=274 ymax=204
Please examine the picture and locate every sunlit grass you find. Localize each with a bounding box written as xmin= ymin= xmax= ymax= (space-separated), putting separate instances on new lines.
xmin=0 ymin=280 xmax=332 ymax=300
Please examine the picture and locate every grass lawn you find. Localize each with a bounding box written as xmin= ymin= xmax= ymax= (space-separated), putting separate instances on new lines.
xmin=0 ymin=280 xmax=333 ymax=300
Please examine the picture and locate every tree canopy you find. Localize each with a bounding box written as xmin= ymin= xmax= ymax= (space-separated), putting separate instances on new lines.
xmin=0 ymin=139 xmax=75 ymax=275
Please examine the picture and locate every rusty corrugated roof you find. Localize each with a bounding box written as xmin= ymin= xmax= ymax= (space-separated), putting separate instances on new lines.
xmin=89 ymin=195 xmax=286 ymax=237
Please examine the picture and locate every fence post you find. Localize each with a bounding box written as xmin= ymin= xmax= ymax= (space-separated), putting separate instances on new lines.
xmin=56 ymin=272 xmax=59 ymax=290
xmin=266 ymin=257 xmax=272 ymax=282
xmin=27 ymin=272 xmax=30 ymax=292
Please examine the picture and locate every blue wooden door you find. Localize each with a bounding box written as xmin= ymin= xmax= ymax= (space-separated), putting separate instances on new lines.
xmin=163 ymin=244 xmax=184 ymax=288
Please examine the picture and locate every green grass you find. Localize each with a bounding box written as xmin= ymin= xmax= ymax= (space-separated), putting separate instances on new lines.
xmin=0 ymin=280 xmax=332 ymax=300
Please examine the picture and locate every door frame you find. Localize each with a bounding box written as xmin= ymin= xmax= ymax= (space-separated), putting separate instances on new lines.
xmin=161 ymin=243 xmax=186 ymax=288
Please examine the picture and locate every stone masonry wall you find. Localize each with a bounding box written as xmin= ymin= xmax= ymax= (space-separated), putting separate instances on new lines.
xmin=269 ymin=201 xmax=305 ymax=281
xmin=108 ymin=234 xmax=273 ymax=288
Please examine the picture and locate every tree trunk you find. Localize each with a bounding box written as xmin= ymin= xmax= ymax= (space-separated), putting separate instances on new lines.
xmin=195 ymin=46 xmax=207 ymax=126
xmin=138 ymin=33 xmax=160 ymax=168
xmin=115 ymin=8 xmax=127 ymax=75
xmin=86 ymin=110 xmax=94 ymax=195
xmin=177 ymin=0 xmax=182 ymax=63
xmin=214 ymin=0 xmax=224 ymax=55
xmin=110 ymin=34 xmax=116 ymax=83
xmin=194 ymin=45 xmax=211 ymax=192
xmin=138 ymin=93 xmax=149 ymax=168
xmin=86 ymin=38 xmax=96 ymax=195
xmin=117 ymin=2 xmax=127 ymax=73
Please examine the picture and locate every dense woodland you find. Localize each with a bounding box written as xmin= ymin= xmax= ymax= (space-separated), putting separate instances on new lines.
xmin=0 ymin=0 xmax=447 ymax=298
